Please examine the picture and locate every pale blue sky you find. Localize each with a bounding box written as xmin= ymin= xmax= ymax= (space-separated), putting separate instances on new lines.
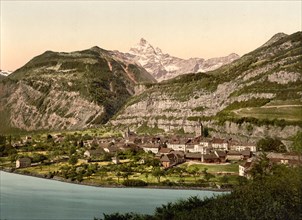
xmin=1 ymin=1 xmax=301 ymax=70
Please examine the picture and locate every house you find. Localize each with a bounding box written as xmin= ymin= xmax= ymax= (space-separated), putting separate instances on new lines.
xmin=185 ymin=152 xmax=202 ymax=162
xmin=214 ymin=150 xmax=227 ymax=163
xmin=157 ymin=147 xmax=174 ymax=155
xmin=202 ymin=153 xmax=220 ymax=163
xmin=141 ymin=143 xmax=160 ymax=154
xmin=159 ymin=149 xmax=185 ymax=168
xmin=16 ymin=157 xmax=31 ymax=168
xmin=112 ymin=156 xmax=120 ymax=164
xmin=199 ymin=137 xmax=212 ymax=148
xmin=160 ymin=154 xmax=177 ymax=168
xmin=104 ymin=145 xmax=119 ymax=154
xmin=186 ymin=144 xmax=195 ymax=152
xmin=266 ymin=152 xmax=301 ymax=166
xmin=229 ymin=141 xmax=257 ymax=152
xmin=166 ymin=136 xmax=187 ymax=151
xmin=84 ymin=148 xmax=104 ymax=158
xmin=226 ymin=150 xmax=243 ymax=161
xmin=239 ymin=159 xmax=254 ymax=178
xmin=171 ymin=151 xmax=185 ymax=164
xmin=211 ymin=138 xmax=229 ymax=150
xmin=241 ymin=150 xmax=251 ymax=160
xmin=191 ymin=144 xmax=213 ymax=154
xmin=123 ymin=127 xmax=137 ymax=142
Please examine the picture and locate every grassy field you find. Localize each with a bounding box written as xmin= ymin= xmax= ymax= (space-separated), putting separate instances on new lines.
xmin=264 ymin=99 xmax=302 ymax=106
xmin=182 ymin=162 xmax=239 ymax=174
xmin=18 ymin=162 xmax=65 ymax=174
xmin=233 ymin=105 xmax=302 ymax=121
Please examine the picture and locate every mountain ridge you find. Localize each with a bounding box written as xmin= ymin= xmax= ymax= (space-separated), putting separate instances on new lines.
xmin=111 ymin=31 xmax=302 ymax=140
xmin=0 ymin=47 xmax=156 ymax=133
xmin=126 ymin=38 xmax=240 ymax=81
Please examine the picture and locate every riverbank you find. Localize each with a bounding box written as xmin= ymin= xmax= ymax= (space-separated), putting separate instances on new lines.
xmin=0 ymin=168 xmax=232 ymax=192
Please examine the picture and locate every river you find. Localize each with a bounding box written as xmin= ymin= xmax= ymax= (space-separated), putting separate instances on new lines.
xmin=0 ymin=171 xmax=225 ymax=220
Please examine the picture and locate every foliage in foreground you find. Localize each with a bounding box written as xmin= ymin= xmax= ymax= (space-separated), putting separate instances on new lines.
xmin=97 ymin=165 xmax=302 ymax=220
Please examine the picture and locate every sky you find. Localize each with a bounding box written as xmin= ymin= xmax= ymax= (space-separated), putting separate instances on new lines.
xmin=0 ymin=1 xmax=301 ymax=71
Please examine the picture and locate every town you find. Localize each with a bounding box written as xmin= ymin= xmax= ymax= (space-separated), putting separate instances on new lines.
xmin=0 ymin=124 xmax=301 ymax=189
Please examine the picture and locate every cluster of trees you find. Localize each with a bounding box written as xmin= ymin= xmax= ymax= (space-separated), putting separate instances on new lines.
xmin=98 ymin=159 xmax=302 ymax=220
xmin=256 ymin=137 xmax=287 ymax=153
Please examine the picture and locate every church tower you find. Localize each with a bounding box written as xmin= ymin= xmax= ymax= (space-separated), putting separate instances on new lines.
xmin=195 ymin=121 xmax=203 ymax=137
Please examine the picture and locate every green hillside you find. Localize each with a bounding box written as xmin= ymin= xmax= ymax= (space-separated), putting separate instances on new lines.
xmin=0 ymin=47 xmax=155 ymax=133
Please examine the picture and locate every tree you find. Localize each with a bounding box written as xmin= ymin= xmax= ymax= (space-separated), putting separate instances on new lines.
xmin=292 ymin=132 xmax=302 ymax=155
xmin=152 ymin=167 xmax=165 ymax=183
xmin=145 ymin=173 xmax=149 ymax=182
xmin=220 ymin=175 xmax=229 ymax=184
xmin=292 ymin=132 xmax=302 ymax=163
xmin=257 ymin=137 xmax=286 ymax=152
xmin=202 ymin=168 xmax=215 ymax=182
xmin=46 ymin=134 xmax=53 ymax=141
xmin=249 ymin=152 xmax=271 ymax=180
xmin=188 ymin=167 xmax=199 ymax=182
xmin=174 ymin=167 xmax=186 ymax=182
xmin=99 ymin=170 xmax=108 ymax=181
xmin=116 ymin=171 xmax=122 ymax=183
xmin=69 ymin=146 xmax=76 ymax=155
xmin=76 ymin=174 xmax=83 ymax=182
xmin=31 ymin=153 xmax=47 ymax=163
xmin=0 ymin=135 xmax=6 ymax=145
xmin=203 ymin=127 xmax=209 ymax=137
xmin=68 ymin=155 xmax=78 ymax=165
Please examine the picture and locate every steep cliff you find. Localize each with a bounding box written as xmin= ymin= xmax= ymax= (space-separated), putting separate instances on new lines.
xmin=111 ymin=32 xmax=302 ymax=139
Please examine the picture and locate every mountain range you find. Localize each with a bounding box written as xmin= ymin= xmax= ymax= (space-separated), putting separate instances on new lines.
xmin=0 ymin=32 xmax=301 ymax=140
xmin=111 ymin=32 xmax=302 ymax=140
xmin=126 ymin=38 xmax=240 ymax=81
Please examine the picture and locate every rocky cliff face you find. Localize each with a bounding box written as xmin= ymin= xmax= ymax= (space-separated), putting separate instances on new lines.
xmin=127 ymin=38 xmax=240 ymax=82
xmin=111 ymin=32 xmax=302 ymax=140
xmin=0 ymin=47 xmax=156 ymax=133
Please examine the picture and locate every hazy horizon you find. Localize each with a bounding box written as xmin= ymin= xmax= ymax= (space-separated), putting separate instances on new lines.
xmin=1 ymin=1 xmax=301 ymax=71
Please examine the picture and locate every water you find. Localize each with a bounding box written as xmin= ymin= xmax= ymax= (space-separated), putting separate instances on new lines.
xmin=0 ymin=171 xmax=224 ymax=220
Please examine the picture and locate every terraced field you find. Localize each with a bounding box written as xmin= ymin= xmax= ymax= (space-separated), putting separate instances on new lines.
xmin=233 ymin=100 xmax=302 ymax=121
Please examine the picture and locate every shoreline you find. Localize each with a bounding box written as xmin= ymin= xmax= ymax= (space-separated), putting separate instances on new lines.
xmin=0 ymin=168 xmax=232 ymax=192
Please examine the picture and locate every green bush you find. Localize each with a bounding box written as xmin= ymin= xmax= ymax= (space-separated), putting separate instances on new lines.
xmin=122 ymin=179 xmax=147 ymax=187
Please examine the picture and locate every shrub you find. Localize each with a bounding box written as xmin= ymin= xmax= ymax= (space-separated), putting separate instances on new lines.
xmin=122 ymin=179 xmax=147 ymax=187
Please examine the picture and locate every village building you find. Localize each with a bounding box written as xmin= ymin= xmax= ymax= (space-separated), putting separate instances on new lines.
xmin=199 ymin=137 xmax=212 ymax=148
xmin=226 ymin=150 xmax=243 ymax=161
xmin=16 ymin=157 xmax=31 ymax=168
xmin=166 ymin=136 xmax=187 ymax=151
xmin=229 ymin=141 xmax=257 ymax=152
xmin=239 ymin=159 xmax=254 ymax=178
xmin=84 ymin=148 xmax=104 ymax=158
xmin=211 ymin=138 xmax=229 ymax=150
xmin=241 ymin=150 xmax=252 ymax=160
xmin=160 ymin=151 xmax=185 ymax=168
xmin=185 ymin=152 xmax=202 ymax=162
xmin=104 ymin=144 xmax=120 ymax=153
xmin=266 ymin=152 xmax=301 ymax=166
xmin=157 ymin=147 xmax=174 ymax=156
xmin=202 ymin=153 xmax=220 ymax=163
xmin=140 ymin=143 xmax=160 ymax=154
xmin=214 ymin=150 xmax=227 ymax=163
xmin=112 ymin=156 xmax=120 ymax=164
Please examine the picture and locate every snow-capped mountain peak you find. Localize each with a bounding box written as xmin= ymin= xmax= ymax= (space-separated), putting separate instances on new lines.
xmin=127 ymin=38 xmax=240 ymax=82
